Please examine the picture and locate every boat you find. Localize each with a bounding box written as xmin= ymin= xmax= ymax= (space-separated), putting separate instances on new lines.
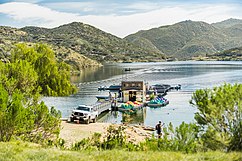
xmin=151 ymin=84 xmax=171 ymax=92
xmin=147 ymin=103 xmax=169 ymax=107
xmin=96 ymin=95 xmax=110 ymax=101
xmin=98 ymin=86 xmax=107 ymax=91
xmin=118 ymin=101 xmax=143 ymax=114
xmin=124 ymin=68 xmax=131 ymax=71
xmin=106 ymin=84 xmax=122 ymax=91
xmin=170 ymin=84 xmax=181 ymax=90
xmin=147 ymin=97 xmax=169 ymax=107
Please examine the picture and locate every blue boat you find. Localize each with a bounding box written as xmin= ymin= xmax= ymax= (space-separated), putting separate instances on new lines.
xmin=148 ymin=97 xmax=169 ymax=107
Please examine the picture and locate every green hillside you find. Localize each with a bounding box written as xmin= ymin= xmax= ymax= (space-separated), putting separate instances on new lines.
xmin=2 ymin=19 xmax=242 ymax=64
xmin=0 ymin=26 xmax=101 ymax=71
xmin=21 ymin=22 xmax=165 ymax=63
xmin=0 ymin=22 xmax=166 ymax=71
xmin=125 ymin=19 xmax=242 ymax=60
xmin=207 ymin=46 xmax=242 ymax=61
xmin=212 ymin=18 xmax=242 ymax=29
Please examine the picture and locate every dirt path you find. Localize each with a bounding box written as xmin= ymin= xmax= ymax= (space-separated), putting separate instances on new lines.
xmin=60 ymin=121 xmax=155 ymax=147
xmin=60 ymin=121 xmax=111 ymax=146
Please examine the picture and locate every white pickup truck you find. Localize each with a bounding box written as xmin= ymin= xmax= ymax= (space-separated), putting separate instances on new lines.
xmin=70 ymin=105 xmax=98 ymax=124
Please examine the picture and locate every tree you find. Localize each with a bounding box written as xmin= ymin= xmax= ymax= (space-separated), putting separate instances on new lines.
xmin=10 ymin=43 xmax=77 ymax=96
xmin=0 ymin=84 xmax=26 ymax=141
xmin=0 ymin=83 xmax=61 ymax=142
xmin=0 ymin=43 xmax=75 ymax=143
xmin=190 ymin=83 xmax=242 ymax=151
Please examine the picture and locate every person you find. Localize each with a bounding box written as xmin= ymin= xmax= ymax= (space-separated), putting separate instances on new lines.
xmin=154 ymin=89 xmax=157 ymax=95
xmin=109 ymin=92 xmax=112 ymax=100
xmin=155 ymin=121 xmax=162 ymax=139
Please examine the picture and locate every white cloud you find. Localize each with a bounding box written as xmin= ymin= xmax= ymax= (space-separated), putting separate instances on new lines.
xmin=125 ymin=1 xmax=162 ymax=11
xmin=44 ymin=2 xmax=96 ymax=13
xmin=0 ymin=2 xmax=80 ymax=25
xmin=0 ymin=2 xmax=242 ymax=38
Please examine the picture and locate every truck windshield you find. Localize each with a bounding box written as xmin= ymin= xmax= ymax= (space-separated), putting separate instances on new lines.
xmin=76 ymin=106 xmax=90 ymax=111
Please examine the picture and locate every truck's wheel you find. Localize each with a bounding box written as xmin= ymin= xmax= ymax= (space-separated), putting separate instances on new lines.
xmin=85 ymin=118 xmax=90 ymax=124
xmin=93 ymin=116 xmax=97 ymax=123
xmin=70 ymin=117 xmax=74 ymax=122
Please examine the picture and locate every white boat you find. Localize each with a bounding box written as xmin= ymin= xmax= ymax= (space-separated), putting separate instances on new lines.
xmin=96 ymin=95 xmax=110 ymax=100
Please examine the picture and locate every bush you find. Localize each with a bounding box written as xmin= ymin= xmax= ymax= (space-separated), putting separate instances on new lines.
xmin=141 ymin=122 xmax=199 ymax=153
xmin=190 ymin=83 xmax=242 ymax=151
xmin=0 ymin=43 xmax=75 ymax=144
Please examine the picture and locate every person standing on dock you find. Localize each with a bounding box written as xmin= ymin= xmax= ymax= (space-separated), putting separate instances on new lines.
xmin=154 ymin=89 xmax=157 ymax=96
xmin=155 ymin=121 xmax=162 ymax=139
xmin=109 ymin=92 xmax=112 ymax=100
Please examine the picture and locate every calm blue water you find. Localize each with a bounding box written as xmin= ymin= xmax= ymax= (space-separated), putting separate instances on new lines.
xmin=43 ymin=61 xmax=242 ymax=127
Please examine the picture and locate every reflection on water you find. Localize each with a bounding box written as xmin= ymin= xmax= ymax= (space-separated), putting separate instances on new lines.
xmin=43 ymin=61 xmax=242 ymax=127
xmin=71 ymin=64 xmax=124 ymax=83
xmin=121 ymin=108 xmax=146 ymax=125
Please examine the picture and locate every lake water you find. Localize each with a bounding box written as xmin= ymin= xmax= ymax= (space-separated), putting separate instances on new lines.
xmin=43 ymin=61 xmax=242 ymax=127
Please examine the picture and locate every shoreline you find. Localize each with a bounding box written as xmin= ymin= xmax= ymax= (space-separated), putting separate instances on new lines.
xmin=60 ymin=121 xmax=155 ymax=147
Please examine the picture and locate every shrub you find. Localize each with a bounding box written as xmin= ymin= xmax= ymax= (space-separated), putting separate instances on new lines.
xmin=190 ymin=83 xmax=242 ymax=151
xmin=141 ymin=122 xmax=199 ymax=153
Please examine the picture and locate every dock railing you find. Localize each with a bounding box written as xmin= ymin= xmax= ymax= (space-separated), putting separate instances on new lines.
xmin=92 ymin=101 xmax=112 ymax=114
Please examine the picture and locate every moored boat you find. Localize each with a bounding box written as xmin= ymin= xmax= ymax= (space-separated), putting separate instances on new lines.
xmin=148 ymin=97 xmax=169 ymax=108
xmin=98 ymin=86 xmax=107 ymax=91
xmin=106 ymin=84 xmax=122 ymax=91
xmin=118 ymin=101 xmax=143 ymax=114
xmin=96 ymin=95 xmax=110 ymax=101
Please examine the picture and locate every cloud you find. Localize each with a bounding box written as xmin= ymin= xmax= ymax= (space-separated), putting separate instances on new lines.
xmin=0 ymin=2 xmax=242 ymax=38
xmin=0 ymin=2 xmax=80 ymax=26
xmin=125 ymin=1 xmax=162 ymax=12
xmin=43 ymin=2 xmax=96 ymax=13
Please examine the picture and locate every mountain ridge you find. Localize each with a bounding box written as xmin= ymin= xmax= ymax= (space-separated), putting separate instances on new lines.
xmin=2 ymin=18 xmax=242 ymax=66
xmin=0 ymin=22 xmax=166 ymax=71
xmin=125 ymin=19 xmax=242 ymax=60
xmin=20 ymin=22 xmax=166 ymax=63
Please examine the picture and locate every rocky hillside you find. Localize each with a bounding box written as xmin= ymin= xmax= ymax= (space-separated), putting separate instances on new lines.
xmin=212 ymin=18 xmax=242 ymax=29
xmin=2 ymin=19 xmax=242 ymax=65
xmin=206 ymin=47 xmax=242 ymax=61
xmin=21 ymin=22 xmax=165 ymax=63
xmin=125 ymin=19 xmax=242 ymax=60
xmin=0 ymin=22 xmax=166 ymax=71
xmin=0 ymin=26 xmax=101 ymax=71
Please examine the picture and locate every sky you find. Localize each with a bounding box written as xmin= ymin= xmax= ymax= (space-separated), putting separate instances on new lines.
xmin=1 ymin=0 xmax=242 ymax=38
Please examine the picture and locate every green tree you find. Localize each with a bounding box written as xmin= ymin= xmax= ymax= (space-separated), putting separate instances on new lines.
xmin=190 ymin=83 xmax=242 ymax=151
xmin=10 ymin=43 xmax=77 ymax=96
xmin=0 ymin=84 xmax=26 ymax=141
xmin=0 ymin=43 xmax=74 ymax=143
xmin=0 ymin=83 xmax=61 ymax=142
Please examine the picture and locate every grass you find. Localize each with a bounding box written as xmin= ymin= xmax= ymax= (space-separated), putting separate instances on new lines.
xmin=0 ymin=142 xmax=241 ymax=161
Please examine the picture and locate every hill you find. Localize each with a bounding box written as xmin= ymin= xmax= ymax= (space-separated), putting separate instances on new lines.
xmin=0 ymin=26 xmax=101 ymax=70
xmin=0 ymin=22 xmax=166 ymax=70
xmin=125 ymin=19 xmax=242 ymax=60
xmin=212 ymin=18 xmax=242 ymax=29
xmin=206 ymin=46 xmax=242 ymax=61
xmin=21 ymin=22 xmax=165 ymax=62
xmin=2 ymin=19 xmax=242 ymax=64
